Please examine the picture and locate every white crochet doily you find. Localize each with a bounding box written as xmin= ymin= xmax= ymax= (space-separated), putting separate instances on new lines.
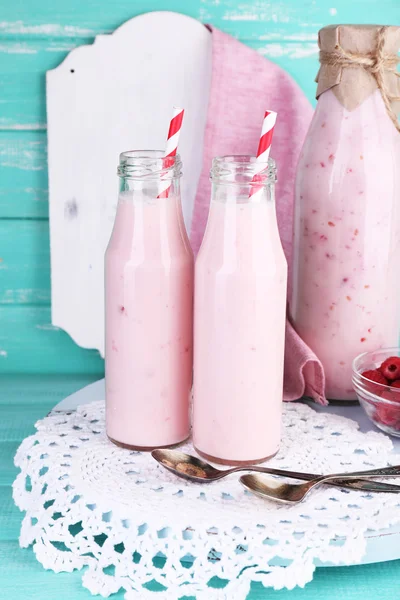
xmin=13 ymin=400 xmax=400 ymax=599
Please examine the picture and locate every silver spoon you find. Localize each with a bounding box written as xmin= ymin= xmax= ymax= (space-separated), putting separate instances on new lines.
xmin=241 ymin=465 xmax=400 ymax=504
xmin=151 ymin=449 xmax=400 ymax=493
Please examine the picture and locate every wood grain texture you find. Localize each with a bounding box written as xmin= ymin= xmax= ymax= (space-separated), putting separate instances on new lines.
xmin=0 ymin=220 xmax=50 ymax=304
xmin=0 ymin=373 xmax=100 ymax=403
xmin=0 ymin=131 xmax=48 ymax=217
xmin=0 ymin=307 xmax=104 ymax=373
xmin=0 ymin=0 xmax=397 ymax=130
xmin=0 ymin=442 xmax=19 ymax=485
xmin=0 ymin=489 xmax=23 ymax=541
xmin=0 ymin=0 xmax=396 ymax=39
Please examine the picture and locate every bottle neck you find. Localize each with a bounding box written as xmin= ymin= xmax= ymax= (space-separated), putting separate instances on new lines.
xmin=118 ymin=150 xmax=182 ymax=197
xmin=210 ymin=155 xmax=276 ymax=203
xmin=119 ymin=177 xmax=181 ymax=198
xmin=211 ymin=180 xmax=275 ymax=205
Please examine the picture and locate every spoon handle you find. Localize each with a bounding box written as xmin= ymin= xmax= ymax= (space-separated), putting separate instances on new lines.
xmin=230 ymin=464 xmax=400 ymax=492
xmin=230 ymin=465 xmax=320 ymax=480
xmin=231 ymin=463 xmax=400 ymax=480
xmin=327 ymin=464 xmax=400 ymax=479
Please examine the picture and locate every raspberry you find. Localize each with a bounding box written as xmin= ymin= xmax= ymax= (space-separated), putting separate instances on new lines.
xmin=380 ymin=356 xmax=400 ymax=381
xmin=361 ymin=369 xmax=388 ymax=386
xmin=374 ymin=389 xmax=400 ymax=431
xmin=390 ymin=380 xmax=400 ymax=390
xmin=381 ymin=387 xmax=400 ymax=404
xmin=380 ymin=389 xmax=398 ymax=402
xmin=375 ymin=402 xmax=400 ymax=429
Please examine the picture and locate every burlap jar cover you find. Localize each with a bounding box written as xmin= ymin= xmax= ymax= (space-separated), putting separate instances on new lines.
xmin=316 ymin=24 xmax=400 ymax=131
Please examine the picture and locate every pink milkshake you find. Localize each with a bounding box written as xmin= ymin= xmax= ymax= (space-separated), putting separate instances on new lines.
xmin=290 ymin=25 xmax=400 ymax=400
xmin=193 ymin=156 xmax=287 ymax=464
xmin=105 ymin=151 xmax=193 ymax=448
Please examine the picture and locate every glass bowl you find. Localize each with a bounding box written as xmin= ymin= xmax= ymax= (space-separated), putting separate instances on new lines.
xmin=352 ymin=348 xmax=400 ymax=437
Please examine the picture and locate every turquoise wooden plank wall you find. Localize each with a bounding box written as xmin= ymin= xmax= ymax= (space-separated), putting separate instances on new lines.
xmin=0 ymin=0 xmax=398 ymax=374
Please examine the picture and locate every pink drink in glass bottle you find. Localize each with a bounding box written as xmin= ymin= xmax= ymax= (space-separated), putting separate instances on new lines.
xmin=105 ymin=151 xmax=193 ymax=448
xmin=291 ymin=25 xmax=400 ymax=400
xmin=193 ymin=156 xmax=287 ymax=464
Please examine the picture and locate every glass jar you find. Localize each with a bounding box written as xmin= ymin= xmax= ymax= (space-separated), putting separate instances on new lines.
xmin=105 ymin=150 xmax=194 ymax=449
xmin=193 ymin=156 xmax=287 ymax=464
xmin=290 ymin=25 xmax=400 ymax=401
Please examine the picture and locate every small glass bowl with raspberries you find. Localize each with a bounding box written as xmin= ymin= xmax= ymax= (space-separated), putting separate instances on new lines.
xmin=353 ymin=348 xmax=400 ymax=437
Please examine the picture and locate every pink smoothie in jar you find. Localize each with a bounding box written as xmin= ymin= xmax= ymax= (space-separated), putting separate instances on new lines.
xmin=193 ymin=156 xmax=287 ymax=464
xmin=291 ymin=86 xmax=400 ymax=400
xmin=105 ymin=151 xmax=193 ymax=448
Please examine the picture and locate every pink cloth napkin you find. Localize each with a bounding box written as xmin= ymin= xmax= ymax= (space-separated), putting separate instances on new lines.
xmin=190 ymin=26 xmax=327 ymax=405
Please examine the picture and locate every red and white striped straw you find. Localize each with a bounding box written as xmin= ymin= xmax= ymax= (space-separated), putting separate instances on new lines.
xmin=157 ymin=106 xmax=184 ymax=198
xmin=249 ymin=110 xmax=277 ymax=198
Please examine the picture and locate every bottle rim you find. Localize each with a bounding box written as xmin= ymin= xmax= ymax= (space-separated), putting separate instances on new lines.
xmin=210 ymin=155 xmax=277 ymax=186
xmin=117 ymin=150 xmax=182 ymax=180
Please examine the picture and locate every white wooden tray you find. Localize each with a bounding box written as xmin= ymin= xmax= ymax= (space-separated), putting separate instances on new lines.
xmin=47 ymin=11 xmax=212 ymax=356
xmin=53 ymin=383 xmax=400 ymax=567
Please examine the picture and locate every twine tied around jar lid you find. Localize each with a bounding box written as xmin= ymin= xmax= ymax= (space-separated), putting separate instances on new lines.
xmin=318 ymin=25 xmax=400 ymax=132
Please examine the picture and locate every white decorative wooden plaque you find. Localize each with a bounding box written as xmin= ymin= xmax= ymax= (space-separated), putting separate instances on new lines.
xmin=47 ymin=11 xmax=212 ymax=355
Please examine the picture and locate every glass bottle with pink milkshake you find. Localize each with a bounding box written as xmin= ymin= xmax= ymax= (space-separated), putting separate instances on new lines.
xmin=193 ymin=156 xmax=287 ymax=464
xmin=291 ymin=25 xmax=400 ymax=401
xmin=105 ymin=151 xmax=193 ymax=448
